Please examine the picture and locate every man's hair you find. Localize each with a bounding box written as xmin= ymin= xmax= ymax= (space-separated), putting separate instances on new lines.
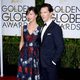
xmin=40 ymin=3 xmax=53 ymax=12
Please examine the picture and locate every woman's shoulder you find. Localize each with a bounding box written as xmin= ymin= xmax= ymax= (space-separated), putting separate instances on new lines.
xmin=21 ymin=25 xmax=27 ymax=31
xmin=37 ymin=25 xmax=42 ymax=30
xmin=37 ymin=26 xmax=41 ymax=29
xmin=23 ymin=25 xmax=27 ymax=28
xmin=20 ymin=25 xmax=27 ymax=33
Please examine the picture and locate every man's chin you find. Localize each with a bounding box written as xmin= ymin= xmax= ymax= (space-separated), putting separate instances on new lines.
xmin=43 ymin=19 xmax=46 ymax=22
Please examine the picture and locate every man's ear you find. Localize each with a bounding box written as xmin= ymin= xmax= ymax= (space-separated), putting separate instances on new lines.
xmin=50 ymin=12 xmax=53 ymax=16
xmin=36 ymin=15 xmax=38 ymax=18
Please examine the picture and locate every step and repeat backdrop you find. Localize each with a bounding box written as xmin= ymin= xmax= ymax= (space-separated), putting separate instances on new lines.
xmin=45 ymin=0 xmax=80 ymax=38
xmin=0 ymin=0 xmax=80 ymax=77
xmin=0 ymin=0 xmax=35 ymax=77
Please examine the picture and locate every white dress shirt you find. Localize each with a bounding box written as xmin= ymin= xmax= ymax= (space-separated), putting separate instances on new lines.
xmin=41 ymin=19 xmax=53 ymax=42
xmin=41 ymin=19 xmax=56 ymax=66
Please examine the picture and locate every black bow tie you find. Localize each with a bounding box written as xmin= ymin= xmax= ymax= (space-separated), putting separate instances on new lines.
xmin=43 ymin=23 xmax=47 ymax=26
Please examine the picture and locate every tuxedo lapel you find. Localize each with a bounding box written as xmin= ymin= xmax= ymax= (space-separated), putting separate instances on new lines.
xmin=42 ymin=21 xmax=54 ymax=43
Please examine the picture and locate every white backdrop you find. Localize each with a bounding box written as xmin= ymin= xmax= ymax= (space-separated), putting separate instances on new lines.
xmin=2 ymin=0 xmax=35 ymax=36
xmin=45 ymin=0 xmax=80 ymax=38
xmin=0 ymin=0 xmax=3 ymax=77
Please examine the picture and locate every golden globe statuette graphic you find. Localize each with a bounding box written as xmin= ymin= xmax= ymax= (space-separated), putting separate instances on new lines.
xmin=59 ymin=0 xmax=67 ymax=3
xmin=59 ymin=0 xmax=64 ymax=2
xmin=11 ymin=0 xmax=19 ymax=3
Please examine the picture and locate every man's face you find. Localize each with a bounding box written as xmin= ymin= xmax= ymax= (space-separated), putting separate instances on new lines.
xmin=40 ymin=7 xmax=52 ymax=22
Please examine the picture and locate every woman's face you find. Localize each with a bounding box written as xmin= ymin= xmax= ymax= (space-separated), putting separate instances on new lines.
xmin=26 ymin=10 xmax=37 ymax=23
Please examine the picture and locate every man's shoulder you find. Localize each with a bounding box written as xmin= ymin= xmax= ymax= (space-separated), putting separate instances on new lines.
xmin=51 ymin=21 xmax=59 ymax=26
xmin=51 ymin=21 xmax=62 ymax=31
xmin=51 ymin=21 xmax=60 ymax=27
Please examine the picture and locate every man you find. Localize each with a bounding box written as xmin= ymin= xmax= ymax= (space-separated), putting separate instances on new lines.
xmin=40 ymin=3 xmax=64 ymax=80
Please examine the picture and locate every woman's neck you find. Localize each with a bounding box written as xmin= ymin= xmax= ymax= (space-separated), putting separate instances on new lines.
xmin=28 ymin=20 xmax=37 ymax=27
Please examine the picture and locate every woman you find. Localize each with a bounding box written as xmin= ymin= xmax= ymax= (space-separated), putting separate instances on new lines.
xmin=17 ymin=6 xmax=41 ymax=80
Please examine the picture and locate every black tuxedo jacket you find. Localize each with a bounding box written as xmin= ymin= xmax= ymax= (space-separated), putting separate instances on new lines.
xmin=40 ymin=21 xmax=64 ymax=68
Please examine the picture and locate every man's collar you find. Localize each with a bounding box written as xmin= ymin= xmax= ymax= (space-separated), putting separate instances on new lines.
xmin=44 ymin=19 xmax=53 ymax=26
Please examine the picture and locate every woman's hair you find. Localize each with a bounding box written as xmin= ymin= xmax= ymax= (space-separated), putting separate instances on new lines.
xmin=26 ymin=6 xmax=38 ymax=15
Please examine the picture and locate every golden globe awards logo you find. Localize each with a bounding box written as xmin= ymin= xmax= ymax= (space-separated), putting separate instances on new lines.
xmin=2 ymin=0 xmax=28 ymax=29
xmin=50 ymin=0 xmax=80 ymax=31
xmin=1 ymin=0 xmax=35 ymax=36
